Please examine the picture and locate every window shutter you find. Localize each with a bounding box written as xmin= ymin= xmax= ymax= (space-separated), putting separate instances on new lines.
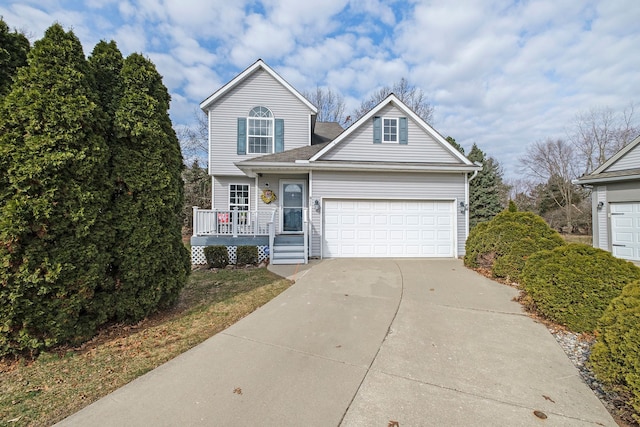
xmin=373 ymin=116 xmax=381 ymax=144
xmin=399 ymin=117 xmax=408 ymax=144
xmin=237 ymin=118 xmax=246 ymax=155
xmin=275 ymin=118 xmax=284 ymax=153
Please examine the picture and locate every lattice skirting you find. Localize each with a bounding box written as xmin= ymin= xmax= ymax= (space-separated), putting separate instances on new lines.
xmin=191 ymin=245 xmax=269 ymax=265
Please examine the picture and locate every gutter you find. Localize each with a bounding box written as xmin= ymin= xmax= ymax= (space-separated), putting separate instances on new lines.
xmin=236 ymin=161 xmax=481 ymax=174
xmin=573 ymin=173 xmax=640 ymax=185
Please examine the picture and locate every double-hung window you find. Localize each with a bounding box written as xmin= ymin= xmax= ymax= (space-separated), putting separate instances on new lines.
xmin=229 ymin=184 xmax=250 ymax=225
xmin=383 ymin=118 xmax=398 ymax=142
xmin=247 ymin=106 xmax=273 ymax=154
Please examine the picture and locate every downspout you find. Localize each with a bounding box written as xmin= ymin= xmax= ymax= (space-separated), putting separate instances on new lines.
xmin=208 ymin=109 xmax=215 ymax=210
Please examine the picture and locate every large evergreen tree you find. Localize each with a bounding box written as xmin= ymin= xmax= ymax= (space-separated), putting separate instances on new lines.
xmin=0 ymin=18 xmax=30 ymax=204
xmin=0 ymin=18 xmax=30 ymax=95
xmin=467 ymin=143 xmax=506 ymax=228
xmin=0 ymin=24 xmax=110 ymax=354
xmin=110 ymin=53 xmax=189 ymax=321
xmin=86 ymin=40 xmax=125 ymax=319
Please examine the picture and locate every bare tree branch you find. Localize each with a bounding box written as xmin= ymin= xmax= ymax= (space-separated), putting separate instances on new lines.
xmin=351 ymin=77 xmax=434 ymax=124
xmin=176 ymin=108 xmax=208 ymax=164
xmin=302 ymin=87 xmax=347 ymax=125
xmin=569 ymin=104 xmax=640 ymax=174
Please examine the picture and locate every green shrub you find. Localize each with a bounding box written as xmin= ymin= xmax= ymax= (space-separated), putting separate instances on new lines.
xmin=464 ymin=211 xmax=564 ymax=282
xmin=590 ymin=280 xmax=640 ymax=422
xmin=521 ymin=244 xmax=640 ymax=333
xmin=236 ymin=246 xmax=258 ymax=265
xmin=204 ymin=246 xmax=229 ymax=268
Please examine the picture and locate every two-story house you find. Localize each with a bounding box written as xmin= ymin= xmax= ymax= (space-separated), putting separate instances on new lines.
xmin=191 ymin=59 xmax=481 ymax=265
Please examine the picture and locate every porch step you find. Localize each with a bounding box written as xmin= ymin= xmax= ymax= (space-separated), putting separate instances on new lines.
xmin=271 ymin=257 xmax=306 ymax=265
xmin=271 ymin=234 xmax=306 ymax=265
xmin=274 ymin=235 xmax=304 ymax=245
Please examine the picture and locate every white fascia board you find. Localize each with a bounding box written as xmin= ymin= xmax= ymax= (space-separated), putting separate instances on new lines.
xmin=574 ymin=173 xmax=640 ymax=185
xmin=309 ymin=94 xmax=473 ymax=165
xmin=236 ymin=160 xmax=480 ymax=174
xmin=200 ymin=59 xmax=318 ymax=114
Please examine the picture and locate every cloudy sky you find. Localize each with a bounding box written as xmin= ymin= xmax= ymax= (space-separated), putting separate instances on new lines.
xmin=1 ymin=0 xmax=639 ymax=178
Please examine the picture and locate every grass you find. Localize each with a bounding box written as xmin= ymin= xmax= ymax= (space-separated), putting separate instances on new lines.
xmin=562 ymin=234 xmax=592 ymax=244
xmin=0 ymin=267 xmax=292 ymax=427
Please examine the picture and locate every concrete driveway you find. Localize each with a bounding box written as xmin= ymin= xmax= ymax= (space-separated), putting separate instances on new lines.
xmin=57 ymin=259 xmax=615 ymax=426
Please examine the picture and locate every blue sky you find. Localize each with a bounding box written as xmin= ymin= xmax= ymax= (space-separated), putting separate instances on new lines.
xmin=1 ymin=0 xmax=639 ymax=179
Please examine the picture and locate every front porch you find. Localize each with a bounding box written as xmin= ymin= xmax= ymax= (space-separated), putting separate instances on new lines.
xmin=191 ymin=207 xmax=309 ymax=265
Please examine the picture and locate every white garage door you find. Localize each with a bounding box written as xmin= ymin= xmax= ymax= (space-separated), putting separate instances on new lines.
xmin=611 ymin=203 xmax=640 ymax=261
xmin=323 ymin=199 xmax=455 ymax=258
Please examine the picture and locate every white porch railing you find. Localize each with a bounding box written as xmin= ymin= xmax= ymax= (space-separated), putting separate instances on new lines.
xmin=303 ymin=207 xmax=309 ymax=264
xmin=192 ymin=207 xmax=274 ymax=237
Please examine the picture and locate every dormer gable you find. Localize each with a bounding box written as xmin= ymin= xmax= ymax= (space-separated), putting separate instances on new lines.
xmin=310 ymin=94 xmax=472 ymax=165
xmin=600 ymin=134 xmax=640 ymax=173
xmin=200 ymin=59 xmax=317 ymax=114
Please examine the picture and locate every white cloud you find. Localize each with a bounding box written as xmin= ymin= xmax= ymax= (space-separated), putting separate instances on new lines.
xmin=2 ymin=0 xmax=639 ymax=180
xmin=112 ymin=24 xmax=147 ymax=53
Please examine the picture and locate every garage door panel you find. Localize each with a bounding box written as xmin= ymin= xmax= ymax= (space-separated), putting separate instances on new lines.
xmin=610 ymin=203 xmax=640 ymax=261
xmin=323 ymin=199 xmax=454 ymax=258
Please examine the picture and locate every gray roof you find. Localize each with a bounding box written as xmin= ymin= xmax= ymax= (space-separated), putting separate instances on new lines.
xmin=237 ymin=121 xmax=343 ymax=164
xmin=239 ymin=141 xmax=331 ymax=164
xmin=574 ymin=167 xmax=640 ymax=184
xmin=312 ymin=122 xmax=344 ymax=144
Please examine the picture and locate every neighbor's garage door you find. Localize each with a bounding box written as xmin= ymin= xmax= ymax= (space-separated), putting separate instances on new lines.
xmin=322 ymin=199 xmax=454 ymax=258
xmin=611 ymin=203 xmax=640 ymax=261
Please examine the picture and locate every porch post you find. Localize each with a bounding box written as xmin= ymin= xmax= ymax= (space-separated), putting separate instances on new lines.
xmin=232 ymin=207 xmax=238 ymax=237
xmin=192 ymin=206 xmax=199 ymax=237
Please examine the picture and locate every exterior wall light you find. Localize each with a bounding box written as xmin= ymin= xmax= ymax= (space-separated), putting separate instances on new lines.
xmin=597 ymin=201 xmax=604 ymax=210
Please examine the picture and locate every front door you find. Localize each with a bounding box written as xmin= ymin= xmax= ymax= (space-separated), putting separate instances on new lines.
xmin=280 ymin=180 xmax=305 ymax=233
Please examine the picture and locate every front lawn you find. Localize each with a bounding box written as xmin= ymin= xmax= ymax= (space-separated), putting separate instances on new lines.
xmin=0 ymin=267 xmax=291 ymax=426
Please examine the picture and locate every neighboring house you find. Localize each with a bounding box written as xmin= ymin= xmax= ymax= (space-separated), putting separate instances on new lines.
xmin=191 ymin=59 xmax=481 ymax=265
xmin=575 ymin=134 xmax=640 ymax=262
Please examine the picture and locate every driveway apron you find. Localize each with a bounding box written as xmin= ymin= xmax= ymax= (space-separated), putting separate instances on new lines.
xmin=57 ymin=259 xmax=615 ymax=426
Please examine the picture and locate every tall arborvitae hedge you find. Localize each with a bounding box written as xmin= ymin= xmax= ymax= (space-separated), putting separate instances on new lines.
xmin=0 ymin=18 xmax=30 ymax=95
xmin=0 ymin=18 xmax=30 ymax=205
xmin=86 ymin=40 xmax=125 ymax=321
xmin=0 ymin=24 xmax=110 ymax=354
xmin=110 ymin=53 xmax=189 ymax=321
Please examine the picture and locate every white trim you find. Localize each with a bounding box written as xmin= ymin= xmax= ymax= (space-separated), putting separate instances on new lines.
xmin=236 ymin=161 xmax=481 ymax=178
xmin=211 ymin=176 xmax=215 ymax=209
xmin=254 ymin=176 xmax=259 ymax=212
xmin=382 ymin=117 xmax=398 ymax=143
xmin=200 ymin=59 xmax=317 ymax=113
xmin=309 ymin=94 xmax=473 ymax=165
xmin=309 ymin=170 xmax=314 ymax=256
xmin=574 ymin=173 xmax=640 ymax=185
xmin=247 ymin=106 xmax=274 ymax=154
xmin=464 ymin=173 xmax=469 ymax=241
xmin=207 ymin=110 xmax=212 ymax=175
xmin=279 ymin=179 xmax=306 ymax=233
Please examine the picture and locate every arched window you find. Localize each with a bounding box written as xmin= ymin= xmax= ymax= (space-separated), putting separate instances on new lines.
xmin=247 ymin=106 xmax=273 ymax=154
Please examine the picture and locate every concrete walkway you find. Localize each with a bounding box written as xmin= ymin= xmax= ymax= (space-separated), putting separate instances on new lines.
xmin=57 ymin=259 xmax=615 ymax=426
